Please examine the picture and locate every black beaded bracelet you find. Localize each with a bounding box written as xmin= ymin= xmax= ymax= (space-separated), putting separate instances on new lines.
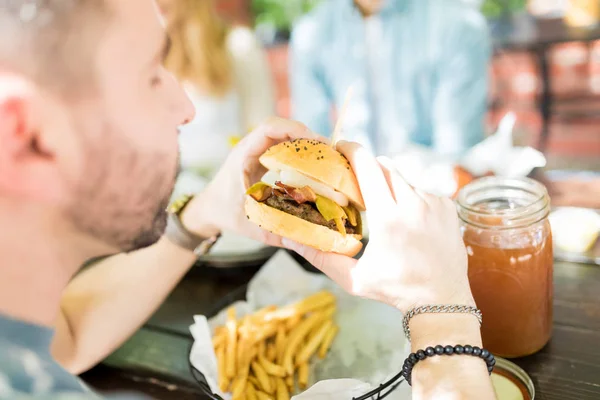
xmin=401 ymin=344 xmax=496 ymax=385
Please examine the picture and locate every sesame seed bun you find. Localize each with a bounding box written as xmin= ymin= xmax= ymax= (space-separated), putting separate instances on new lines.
xmin=259 ymin=139 xmax=365 ymax=211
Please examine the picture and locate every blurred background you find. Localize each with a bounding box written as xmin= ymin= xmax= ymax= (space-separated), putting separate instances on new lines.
xmin=165 ymin=0 xmax=600 ymax=209
xmin=222 ymin=0 xmax=600 ymax=166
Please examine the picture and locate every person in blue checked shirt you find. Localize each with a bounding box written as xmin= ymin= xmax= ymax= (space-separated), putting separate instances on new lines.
xmin=290 ymin=0 xmax=491 ymax=158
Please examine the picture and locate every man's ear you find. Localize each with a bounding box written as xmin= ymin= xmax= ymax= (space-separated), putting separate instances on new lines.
xmin=0 ymin=74 xmax=64 ymax=203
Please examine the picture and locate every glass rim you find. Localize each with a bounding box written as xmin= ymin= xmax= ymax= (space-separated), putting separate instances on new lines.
xmin=456 ymin=176 xmax=549 ymax=222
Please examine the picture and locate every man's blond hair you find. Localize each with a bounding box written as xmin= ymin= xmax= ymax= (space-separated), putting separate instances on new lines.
xmin=0 ymin=0 xmax=107 ymax=93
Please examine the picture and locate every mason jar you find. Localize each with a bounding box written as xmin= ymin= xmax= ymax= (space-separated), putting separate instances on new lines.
xmin=457 ymin=177 xmax=553 ymax=358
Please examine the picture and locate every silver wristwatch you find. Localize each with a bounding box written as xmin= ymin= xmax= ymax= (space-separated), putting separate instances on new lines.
xmin=165 ymin=194 xmax=221 ymax=257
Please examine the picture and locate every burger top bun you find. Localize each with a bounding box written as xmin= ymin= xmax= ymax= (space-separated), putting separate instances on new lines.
xmin=259 ymin=139 xmax=365 ymax=211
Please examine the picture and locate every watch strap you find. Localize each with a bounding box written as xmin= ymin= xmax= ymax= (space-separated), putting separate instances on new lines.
xmin=165 ymin=195 xmax=220 ymax=256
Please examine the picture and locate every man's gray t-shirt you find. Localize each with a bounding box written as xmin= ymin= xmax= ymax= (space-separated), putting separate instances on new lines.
xmin=0 ymin=314 xmax=146 ymax=399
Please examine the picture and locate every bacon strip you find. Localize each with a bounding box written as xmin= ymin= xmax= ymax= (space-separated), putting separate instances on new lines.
xmin=274 ymin=182 xmax=317 ymax=204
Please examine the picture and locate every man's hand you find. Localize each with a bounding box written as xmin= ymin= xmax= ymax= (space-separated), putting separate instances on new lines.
xmin=281 ymin=141 xmax=495 ymax=399
xmin=282 ymin=140 xmax=474 ymax=314
xmin=182 ymin=117 xmax=325 ymax=246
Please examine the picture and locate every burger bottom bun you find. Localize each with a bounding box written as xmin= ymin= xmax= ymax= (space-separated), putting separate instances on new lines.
xmin=244 ymin=196 xmax=363 ymax=257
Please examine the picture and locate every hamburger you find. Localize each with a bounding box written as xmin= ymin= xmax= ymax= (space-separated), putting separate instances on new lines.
xmin=244 ymin=139 xmax=365 ymax=257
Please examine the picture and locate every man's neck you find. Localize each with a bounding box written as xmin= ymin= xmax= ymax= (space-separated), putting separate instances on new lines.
xmin=354 ymin=1 xmax=380 ymax=18
xmin=0 ymin=203 xmax=90 ymax=328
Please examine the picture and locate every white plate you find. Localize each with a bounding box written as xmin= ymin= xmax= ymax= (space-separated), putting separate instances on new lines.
xmin=550 ymin=207 xmax=600 ymax=265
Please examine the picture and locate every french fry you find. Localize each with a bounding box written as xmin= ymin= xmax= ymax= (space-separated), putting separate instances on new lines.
xmin=249 ymin=375 xmax=260 ymax=388
xmin=242 ymin=322 xmax=279 ymax=342
xmin=217 ymin=345 xmax=229 ymax=392
xmin=276 ymin=377 xmax=290 ymax=400
xmin=238 ymin=332 xmax=257 ymax=398
xmin=212 ymin=291 xmax=338 ymax=398
xmin=237 ymin=337 xmax=247 ymax=375
xmin=296 ymin=320 xmax=333 ymax=365
xmin=256 ymin=391 xmax=274 ymax=400
xmin=266 ymin=342 xmax=277 ymax=363
xmin=231 ymin=376 xmax=246 ymax=400
xmin=288 ymin=291 xmax=335 ymax=316
xmin=282 ymin=312 xmax=326 ymax=375
xmin=247 ymin=381 xmax=258 ymax=400
xmin=250 ymin=345 xmax=259 ymax=363
xmin=250 ymin=305 xmax=278 ymax=323
xmin=260 ymin=323 xmax=279 ymax=341
xmin=318 ymin=324 xmax=339 ymax=359
xmin=257 ymin=354 xmax=286 ymax=377
xmin=322 ymin=305 xmax=336 ymax=319
xmin=284 ymin=314 xmax=301 ymax=331
xmin=276 ymin=329 xmax=288 ymax=365
xmin=298 ymin=362 xmax=309 ymax=390
xmin=213 ymin=331 xmax=225 ymax=349
xmin=225 ymin=307 xmax=238 ymax=379
xmin=258 ymin=340 xmax=266 ymax=358
xmin=304 ymin=306 xmax=335 ymax=339
xmin=275 ymin=326 xmax=286 ymax=352
xmin=260 ymin=291 xmax=335 ymax=325
xmin=306 ymin=314 xmax=330 ymax=341
xmin=252 ymin=361 xmax=274 ymax=394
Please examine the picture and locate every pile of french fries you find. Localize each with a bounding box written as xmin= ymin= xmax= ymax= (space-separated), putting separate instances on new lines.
xmin=212 ymin=291 xmax=339 ymax=400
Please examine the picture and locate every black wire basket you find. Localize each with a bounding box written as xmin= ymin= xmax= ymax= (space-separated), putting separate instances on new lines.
xmin=187 ymin=284 xmax=406 ymax=400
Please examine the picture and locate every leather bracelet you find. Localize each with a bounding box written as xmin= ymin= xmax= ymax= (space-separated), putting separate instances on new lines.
xmin=403 ymin=304 xmax=482 ymax=341
xmin=402 ymin=344 xmax=496 ymax=385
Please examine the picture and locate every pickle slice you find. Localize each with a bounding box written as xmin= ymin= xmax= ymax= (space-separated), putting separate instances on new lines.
xmin=355 ymin=210 xmax=362 ymax=235
xmin=334 ymin=218 xmax=346 ymax=235
xmin=342 ymin=206 xmax=358 ymax=227
xmin=343 ymin=205 xmax=362 ymax=235
xmin=316 ymin=196 xmax=347 ymax=235
xmin=246 ymin=182 xmax=272 ymax=202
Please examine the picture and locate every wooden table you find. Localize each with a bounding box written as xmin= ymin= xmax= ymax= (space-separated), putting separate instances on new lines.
xmin=80 ymin=253 xmax=600 ymax=400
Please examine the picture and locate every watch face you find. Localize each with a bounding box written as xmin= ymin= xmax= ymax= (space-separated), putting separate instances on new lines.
xmin=167 ymin=194 xmax=193 ymax=214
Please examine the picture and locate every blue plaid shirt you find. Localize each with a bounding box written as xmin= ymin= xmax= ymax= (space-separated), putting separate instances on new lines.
xmin=290 ymin=0 xmax=490 ymax=157
xmin=0 ymin=314 xmax=147 ymax=399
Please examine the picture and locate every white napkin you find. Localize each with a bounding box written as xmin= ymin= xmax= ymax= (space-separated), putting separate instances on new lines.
xmin=189 ymin=250 xmax=411 ymax=399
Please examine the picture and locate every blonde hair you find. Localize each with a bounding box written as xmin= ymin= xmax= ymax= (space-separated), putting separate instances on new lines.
xmin=164 ymin=0 xmax=233 ymax=96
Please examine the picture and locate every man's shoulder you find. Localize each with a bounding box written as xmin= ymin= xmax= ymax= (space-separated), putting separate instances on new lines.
xmin=0 ymin=327 xmax=95 ymax=399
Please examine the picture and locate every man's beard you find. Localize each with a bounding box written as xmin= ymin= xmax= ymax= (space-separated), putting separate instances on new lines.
xmin=127 ymin=154 xmax=182 ymax=250
xmin=67 ymin=121 xmax=179 ymax=254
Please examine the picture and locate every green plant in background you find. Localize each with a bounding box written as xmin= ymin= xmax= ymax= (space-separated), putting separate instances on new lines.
xmin=252 ymin=0 xmax=528 ymax=33
xmin=481 ymin=0 xmax=527 ymax=19
xmin=252 ymin=0 xmax=324 ymax=32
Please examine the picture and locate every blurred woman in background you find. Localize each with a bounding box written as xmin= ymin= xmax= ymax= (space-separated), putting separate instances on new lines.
xmin=159 ymin=0 xmax=275 ymax=187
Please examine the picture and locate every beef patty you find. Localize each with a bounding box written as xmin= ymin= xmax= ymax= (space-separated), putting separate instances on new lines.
xmin=265 ymin=195 xmax=357 ymax=234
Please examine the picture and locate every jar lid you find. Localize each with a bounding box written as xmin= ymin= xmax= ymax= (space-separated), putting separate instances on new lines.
xmin=492 ymin=357 xmax=535 ymax=400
